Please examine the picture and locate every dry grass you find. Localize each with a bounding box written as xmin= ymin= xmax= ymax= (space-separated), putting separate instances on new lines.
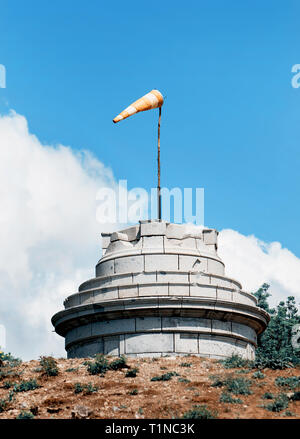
xmin=0 ymin=355 xmax=299 ymax=419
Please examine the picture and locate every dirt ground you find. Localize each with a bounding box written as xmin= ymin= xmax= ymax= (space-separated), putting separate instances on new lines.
xmin=0 ymin=355 xmax=299 ymax=419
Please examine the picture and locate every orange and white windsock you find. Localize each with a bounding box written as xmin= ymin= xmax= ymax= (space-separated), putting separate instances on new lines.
xmin=113 ymin=89 xmax=164 ymax=123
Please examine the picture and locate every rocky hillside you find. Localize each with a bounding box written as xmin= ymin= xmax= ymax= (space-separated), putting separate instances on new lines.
xmin=0 ymin=354 xmax=299 ymax=419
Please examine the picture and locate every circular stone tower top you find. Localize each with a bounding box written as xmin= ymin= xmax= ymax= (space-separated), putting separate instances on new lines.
xmin=52 ymin=220 xmax=269 ymax=359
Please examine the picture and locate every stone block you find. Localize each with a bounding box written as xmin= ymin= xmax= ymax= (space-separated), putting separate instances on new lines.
xmin=207 ymin=258 xmax=224 ymax=276
xmin=133 ymin=272 xmax=156 ymax=284
xmin=96 ymin=259 xmax=115 ymax=277
xmin=125 ymin=332 xmax=174 ymax=354
xmin=168 ymin=284 xmax=190 ymax=296
xmin=216 ymin=287 xmax=232 ymax=302
xmin=166 ymin=224 xmax=185 ymax=239
xmin=162 ymin=317 xmax=211 ymax=333
xmin=121 ymin=225 xmax=139 ymax=241
xmin=138 ymin=283 xmax=168 ymax=296
xmin=232 ymin=322 xmax=256 ymax=343
xmin=65 ymin=294 xmax=80 ymax=307
xmin=190 ymin=272 xmax=210 ymax=285
xmin=232 ymin=291 xmax=254 ymax=306
xmin=157 ymin=271 xmax=189 ymax=283
xmin=144 ymin=254 xmax=178 ymax=272
xmin=109 ymin=273 xmax=132 ymax=287
xmin=70 ymin=340 xmax=104 ymax=358
xmin=206 ymin=244 xmax=217 ymax=254
xmin=94 ymin=288 xmax=118 ymax=302
xmin=142 ymin=236 xmax=164 ymax=253
xmin=79 ymin=292 xmax=93 ymax=305
xmin=110 ymin=231 xmax=129 ymax=242
xmin=140 ymin=221 xmax=167 ymax=236
xmin=104 ymin=335 xmax=120 ymax=355
xmin=203 ymin=229 xmax=218 ymax=245
xmin=65 ymin=327 xmax=78 ymax=345
xmin=114 ymin=255 xmax=144 ymax=274
xmin=136 ymin=316 xmax=162 ymax=332
xmin=179 ymin=255 xmax=208 ymax=272
xmin=190 ymin=284 xmax=217 ymax=299
xmin=196 ymin=239 xmax=208 ymax=252
xmin=91 ymin=318 xmax=135 ymax=337
xmin=118 ymin=285 xmax=138 ymax=299
xmin=77 ymin=323 xmax=92 ymax=339
xmin=211 ymin=319 xmax=232 ymax=334
xmin=105 ymin=240 xmax=133 ymax=255
xmin=175 ymin=333 xmax=198 ymax=353
xmin=199 ymin=334 xmax=236 ymax=357
xmin=210 ymin=276 xmax=232 ymax=288
xmin=101 ymin=234 xmax=111 ymax=250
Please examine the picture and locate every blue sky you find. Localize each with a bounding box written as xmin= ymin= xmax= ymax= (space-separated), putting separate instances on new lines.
xmin=1 ymin=0 xmax=300 ymax=256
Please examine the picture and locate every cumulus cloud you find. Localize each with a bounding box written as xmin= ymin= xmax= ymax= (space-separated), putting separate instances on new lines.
xmin=0 ymin=110 xmax=299 ymax=360
xmin=0 ymin=111 xmax=120 ymax=360
xmin=218 ymin=229 xmax=300 ymax=308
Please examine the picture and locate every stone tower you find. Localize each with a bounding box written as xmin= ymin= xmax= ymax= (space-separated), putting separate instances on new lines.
xmin=52 ymin=220 xmax=269 ymax=359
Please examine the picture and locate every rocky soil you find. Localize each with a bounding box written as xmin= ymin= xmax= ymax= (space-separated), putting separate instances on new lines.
xmin=0 ymin=355 xmax=299 ymax=419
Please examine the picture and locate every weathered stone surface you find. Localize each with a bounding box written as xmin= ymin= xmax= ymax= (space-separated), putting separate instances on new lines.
xmin=125 ymin=333 xmax=174 ymax=354
xmin=144 ymin=254 xmax=178 ymax=272
xmin=52 ymin=220 xmax=270 ymax=360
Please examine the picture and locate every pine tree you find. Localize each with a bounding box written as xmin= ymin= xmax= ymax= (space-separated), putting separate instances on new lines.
xmin=254 ymin=285 xmax=300 ymax=369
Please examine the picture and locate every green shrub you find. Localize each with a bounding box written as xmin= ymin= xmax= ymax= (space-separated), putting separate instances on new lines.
xmin=39 ymin=356 xmax=59 ymax=377
xmin=129 ymin=389 xmax=138 ymax=395
xmin=74 ymin=383 xmax=84 ymax=394
xmin=283 ymin=410 xmax=294 ymax=417
xmin=182 ymin=405 xmax=216 ymax=419
xmin=219 ymin=391 xmax=242 ymax=404
xmin=151 ymin=371 xmax=179 ymax=382
xmin=220 ymin=355 xmax=250 ymax=369
xmin=14 ymin=379 xmax=40 ymax=392
xmin=225 ymin=377 xmax=252 ymax=395
xmin=275 ymin=376 xmax=300 ymax=390
xmin=211 ymin=377 xmax=224 ymax=388
xmin=180 ymin=363 xmax=192 ymax=368
xmin=0 ymin=368 xmax=21 ymax=380
xmin=16 ymin=411 xmax=35 ymax=419
xmin=84 ymin=383 xmax=98 ymax=394
xmin=0 ymin=398 xmax=7 ymax=413
xmin=2 ymin=381 xmax=15 ymax=389
xmin=262 ymin=392 xmax=274 ymax=400
xmin=212 ymin=376 xmax=252 ymax=395
xmin=86 ymin=354 xmax=109 ymax=376
xmin=265 ymin=393 xmax=289 ymax=412
xmin=109 ymin=355 xmax=128 ymax=370
xmin=252 ymin=371 xmax=265 ymax=379
xmin=74 ymin=382 xmax=98 ymax=394
xmin=66 ymin=368 xmax=78 ymax=373
xmin=0 ymin=351 xmax=22 ymax=368
xmin=178 ymin=378 xmax=191 ymax=383
xmin=125 ymin=368 xmax=139 ymax=378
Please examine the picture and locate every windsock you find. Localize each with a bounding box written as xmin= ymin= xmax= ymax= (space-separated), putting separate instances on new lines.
xmin=113 ymin=89 xmax=164 ymax=123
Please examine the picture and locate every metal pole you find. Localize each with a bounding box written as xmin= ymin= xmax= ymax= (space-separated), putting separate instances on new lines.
xmin=157 ymin=106 xmax=161 ymax=220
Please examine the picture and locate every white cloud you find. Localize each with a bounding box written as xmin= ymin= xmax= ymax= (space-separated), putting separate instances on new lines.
xmin=0 ymin=111 xmax=120 ymax=360
xmin=0 ymin=110 xmax=299 ymax=361
xmin=218 ymin=229 xmax=300 ymax=308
